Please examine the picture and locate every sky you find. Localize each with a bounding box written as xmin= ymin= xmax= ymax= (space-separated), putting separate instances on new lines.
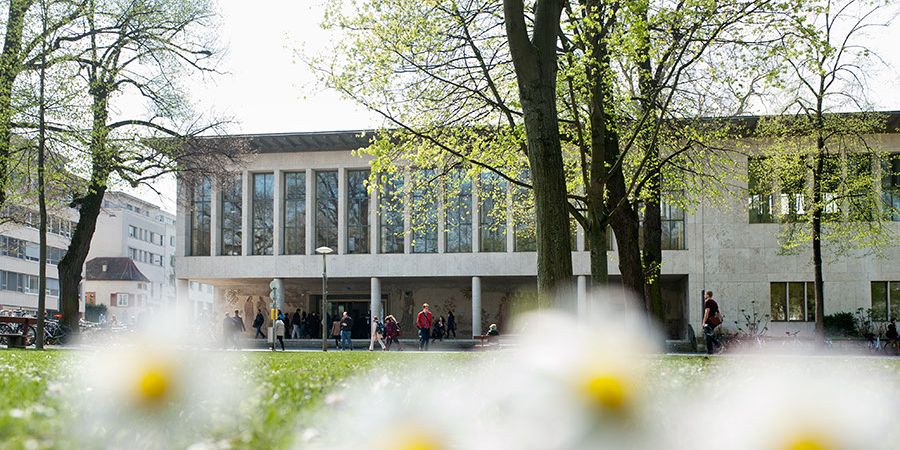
xmin=128 ymin=0 xmax=900 ymax=213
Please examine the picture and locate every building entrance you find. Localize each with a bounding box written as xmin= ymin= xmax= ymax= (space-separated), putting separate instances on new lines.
xmin=313 ymin=294 xmax=387 ymax=340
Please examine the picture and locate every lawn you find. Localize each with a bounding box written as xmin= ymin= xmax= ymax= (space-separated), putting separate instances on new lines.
xmin=0 ymin=350 xmax=898 ymax=450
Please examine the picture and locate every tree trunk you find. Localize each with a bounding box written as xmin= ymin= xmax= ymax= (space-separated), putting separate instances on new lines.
xmin=607 ymin=167 xmax=646 ymax=302
xmin=503 ymin=0 xmax=573 ymax=299
xmin=812 ymin=136 xmax=825 ymax=344
xmin=642 ymin=177 xmax=664 ymax=323
xmin=58 ymin=86 xmax=111 ymax=333
xmin=0 ymin=0 xmax=35 ymax=208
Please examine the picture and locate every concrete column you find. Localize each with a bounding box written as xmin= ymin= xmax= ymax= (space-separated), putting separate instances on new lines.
xmin=241 ymin=170 xmax=251 ymax=256
xmin=472 ymin=182 xmax=480 ymax=253
xmin=472 ymin=276 xmax=482 ymax=336
xmin=175 ymin=278 xmax=190 ymax=326
xmin=370 ymin=277 xmax=381 ymax=320
xmin=213 ymin=285 xmax=225 ymax=316
xmin=436 ymin=185 xmax=446 ymax=253
xmin=210 ymin=180 xmax=221 ymax=256
xmin=305 ymin=170 xmax=315 ymax=255
xmin=273 ymin=170 xmax=283 ymax=255
xmin=403 ymin=172 xmax=411 ymax=254
xmin=506 ymin=184 xmax=514 ymax=252
xmin=175 ymin=176 xmax=187 ymax=257
xmin=577 ymin=275 xmax=588 ymax=318
xmin=577 ymin=224 xmax=585 ymax=252
xmin=337 ymin=167 xmax=348 ymax=254
xmin=370 ymin=184 xmax=379 ymax=254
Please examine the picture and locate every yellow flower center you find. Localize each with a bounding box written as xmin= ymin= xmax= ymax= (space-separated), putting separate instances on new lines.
xmin=393 ymin=432 xmax=443 ymax=450
xmin=783 ymin=433 xmax=832 ymax=450
xmin=582 ymin=372 xmax=630 ymax=413
xmin=133 ymin=364 xmax=173 ymax=407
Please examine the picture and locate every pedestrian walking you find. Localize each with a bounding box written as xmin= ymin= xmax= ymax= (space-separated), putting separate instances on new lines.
xmin=369 ymin=316 xmax=387 ymax=351
xmin=702 ymin=290 xmax=723 ymax=355
xmin=446 ymin=311 xmax=457 ymax=339
xmin=416 ymin=303 xmax=434 ymax=351
xmin=431 ymin=316 xmax=446 ymax=343
xmin=331 ymin=318 xmax=342 ymax=349
xmin=384 ymin=315 xmax=403 ymax=351
xmin=253 ymin=309 xmax=266 ymax=339
xmin=340 ymin=311 xmax=354 ymax=351
xmin=273 ymin=317 xmax=286 ymax=351
xmin=292 ymin=309 xmax=302 ymax=339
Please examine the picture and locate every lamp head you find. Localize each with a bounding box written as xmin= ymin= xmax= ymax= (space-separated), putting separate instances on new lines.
xmin=315 ymin=246 xmax=334 ymax=255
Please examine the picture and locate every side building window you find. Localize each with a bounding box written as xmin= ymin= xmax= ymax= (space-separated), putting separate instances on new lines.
xmin=190 ymin=177 xmax=211 ymax=256
xmin=283 ymin=172 xmax=306 ymax=255
xmin=445 ymin=170 xmax=472 ymax=253
xmin=346 ymin=170 xmax=370 ymax=254
xmin=252 ymin=173 xmax=274 ymax=255
xmin=513 ymin=171 xmax=536 ymax=252
xmin=882 ymin=154 xmax=900 ymax=221
xmin=479 ymin=172 xmax=507 ymax=252
xmin=770 ymin=282 xmax=816 ymax=322
xmin=748 ymin=157 xmax=776 ymax=223
xmin=379 ymin=174 xmax=404 ymax=254
xmin=221 ymin=174 xmax=242 ymax=256
xmin=661 ymin=193 xmax=685 ymax=250
xmin=871 ymin=281 xmax=900 ymax=321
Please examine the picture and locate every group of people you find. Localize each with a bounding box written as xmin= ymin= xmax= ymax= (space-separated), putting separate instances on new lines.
xmin=252 ymin=308 xmax=324 ymax=342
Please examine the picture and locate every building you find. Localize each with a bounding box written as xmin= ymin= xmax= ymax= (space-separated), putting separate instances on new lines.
xmin=0 ymin=206 xmax=78 ymax=312
xmin=174 ymin=122 xmax=900 ymax=341
xmin=83 ymin=257 xmax=151 ymax=322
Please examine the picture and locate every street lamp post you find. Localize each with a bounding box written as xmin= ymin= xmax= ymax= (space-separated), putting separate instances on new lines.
xmin=315 ymin=246 xmax=334 ymax=351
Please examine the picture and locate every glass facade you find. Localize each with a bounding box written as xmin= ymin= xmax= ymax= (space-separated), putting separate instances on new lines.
xmin=513 ymin=173 xmax=536 ymax=252
xmin=411 ymin=170 xmax=437 ymax=253
xmin=479 ymin=172 xmax=507 ymax=252
xmin=283 ymin=172 xmax=306 ymax=255
xmin=252 ymin=173 xmax=274 ymax=255
xmin=190 ymin=177 xmax=211 ymax=256
xmin=379 ymin=174 xmax=405 ymax=254
xmin=220 ymin=174 xmax=242 ymax=256
xmin=445 ymin=170 xmax=472 ymax=253
xmin=315 ymin=171 xmax=339 ymax=250
xmin=748 ymin=157 xmax=776 ymax=223
xmin=347 ymin=170 xmax=370 ymax=254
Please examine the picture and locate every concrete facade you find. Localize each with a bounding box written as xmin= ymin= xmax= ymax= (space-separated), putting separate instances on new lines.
xmin=175 ymin=129 xmax=900 ymax=341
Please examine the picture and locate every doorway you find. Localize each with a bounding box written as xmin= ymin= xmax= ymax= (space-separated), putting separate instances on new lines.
xmin=312 ymin=294 xmax=387 ymax=339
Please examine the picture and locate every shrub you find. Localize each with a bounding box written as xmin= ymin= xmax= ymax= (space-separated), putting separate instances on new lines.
xmin=85 ymin=304 xmax=108 ymax=323
xmin=824 ymin=312 xmax=855 ymax=337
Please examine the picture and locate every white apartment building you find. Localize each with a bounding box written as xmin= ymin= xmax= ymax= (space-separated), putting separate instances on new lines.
xmin=86 ymin=191 xmax=212 ymax=316
xmin=0 ymin=207 xmax=78 ymax=312
xmin=174 ymin=121 xmax=900 ymax=341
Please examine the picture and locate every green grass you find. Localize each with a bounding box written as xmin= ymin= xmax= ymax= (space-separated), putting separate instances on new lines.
xmin=0 ymin=350 xmax=899 ymax=450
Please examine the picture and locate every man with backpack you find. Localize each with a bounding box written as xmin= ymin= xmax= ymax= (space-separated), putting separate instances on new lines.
xmin=416 ymin=303 xmax=434 ymax=351
xmin=369 ymin=316 xmax=387 ymax=351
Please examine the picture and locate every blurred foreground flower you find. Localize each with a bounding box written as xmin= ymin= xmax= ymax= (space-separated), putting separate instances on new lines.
xmin=671 ymin=359 xmax=900 ymax=450
xmin=72 ymin=314 xmax=249 ymax=449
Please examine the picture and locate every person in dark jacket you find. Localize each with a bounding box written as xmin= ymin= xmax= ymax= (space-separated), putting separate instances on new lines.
xmin=292 ymin=309 xmax=302 ymax=339
xmin=384 ymin=315 xmax=403 ymax=351
xmin=253 ymin=309 xmax=266 ymax=339
xmin=446 ymin=311 xmax=457 ymax=339
xmin=431 ymin=316 xmax=446 ymax=343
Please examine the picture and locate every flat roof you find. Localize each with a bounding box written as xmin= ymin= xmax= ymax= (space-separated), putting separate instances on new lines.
xmin=187 ymin=111 xmax=900 ymax=153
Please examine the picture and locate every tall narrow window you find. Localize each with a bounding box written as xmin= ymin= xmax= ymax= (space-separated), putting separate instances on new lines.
xmin=379 ymin=174 xmax=404 ymax=254
xmin=479 ymin=172 xmax=507 ymax=252
xmin=882 ymin=154 xmax=900 ymax=221
xmin=748 ymin=157 xmax=776 ymax=223
xmin=190 ymin=177 xmax=211 ymax=256
xmin=252 ymin=173 xmax=274 ymax=255
xmin=513 ymin=171 xmax=536 ymax=252
xmin=445 ymin=170 xmax=472 ymax=253
xmin=347 ymin=170 xmax=370 ymax=254
xmin=847 ymin=154 xmax=875 ymax=221
xmin=661 ymin=194 xmax=685 ymax=250
xmin=283 ymin=172 xmax=306 ymax=255
xmin=411 ymin=170 xmax=437 ymax=253
xmin=220 ymin=174 xmax=242 ymax=256
xmin=779 ymin=168 xmax=806 ymax=222
xmin=821 ymin=155 xmax=841 ymax=219
xmin=871 ymin=281 xmax=900 ymax=321
xmin=315 ymin=171 xmax=339 ymax=250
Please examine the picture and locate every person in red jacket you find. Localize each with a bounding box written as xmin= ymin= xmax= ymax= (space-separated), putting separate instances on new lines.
xmin=416 ymin=303 xmax=434 ymax=351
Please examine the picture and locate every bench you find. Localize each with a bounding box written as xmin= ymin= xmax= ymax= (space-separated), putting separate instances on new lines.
xmin=0 ymin=317 xmax=36 ymax=349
